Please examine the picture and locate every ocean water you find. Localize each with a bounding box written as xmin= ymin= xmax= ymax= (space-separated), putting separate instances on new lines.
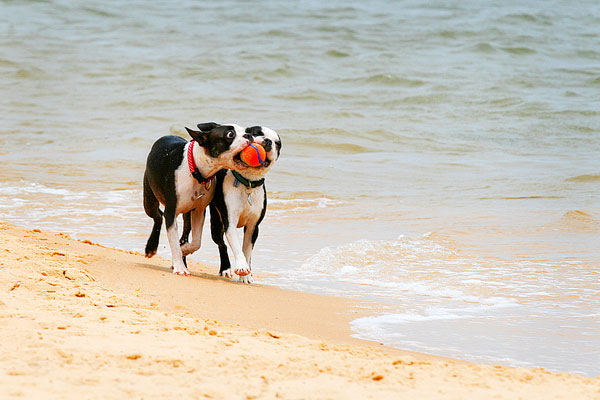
xmin=1 ymin=0 xmax=599 ymax=376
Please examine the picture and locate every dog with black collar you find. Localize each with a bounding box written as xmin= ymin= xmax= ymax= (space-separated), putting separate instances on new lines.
xmin=143 ymin=122 xmax=252 ymax=276
xmin=209 ymin=125 xmax=282 ymax=283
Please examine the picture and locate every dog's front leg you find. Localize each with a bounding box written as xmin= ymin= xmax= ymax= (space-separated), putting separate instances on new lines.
xmin=243 ymin=222 xmax=258 ymax=259
xmin=165 ymin=208 xmax=190 ymax=276
xmin=181 ymin=208 xmax=205 ymax=257
xmin=239 ymin=226 xmax=256 ymax=284
xmin=223 ymin=212 xmax=251 ymax=279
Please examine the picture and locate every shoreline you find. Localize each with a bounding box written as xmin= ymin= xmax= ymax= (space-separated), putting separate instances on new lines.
xmin=1 ymin=221 xmax=598 ymax=399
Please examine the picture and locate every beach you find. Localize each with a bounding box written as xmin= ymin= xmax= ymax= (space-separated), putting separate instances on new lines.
xmin=1 ymin=221 xmax=598 ymax=399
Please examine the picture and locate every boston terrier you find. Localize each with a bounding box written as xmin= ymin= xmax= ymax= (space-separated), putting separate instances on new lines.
xmin=143 ymin=122 xmax=251 ymax=276
xmin=208 ymin=125 xmax=282 ymax=283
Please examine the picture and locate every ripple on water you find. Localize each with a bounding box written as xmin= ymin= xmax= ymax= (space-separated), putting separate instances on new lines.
xmin=565 ymin=174 xmax=600 ymax=183
xmin=500 ymin=46 xmax=537 ymax=55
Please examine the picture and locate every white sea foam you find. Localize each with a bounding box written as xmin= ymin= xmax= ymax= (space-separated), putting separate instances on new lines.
xmin=297 ymin=235 xmax=492 ymax=304
xmin=288 ymin=233 xmax=600 ymax=375
xmin=0 ymin=182 xmax=142 ymax=232
xmin=1 ymin=184 xmax=62 ymax=197
xmin=268 ymin=197 xmax=345 ymax=213
xmin=354 ymin=299 xmax=520 ymax=328
xmin=352 ymin=310 xmax=467 ymax=326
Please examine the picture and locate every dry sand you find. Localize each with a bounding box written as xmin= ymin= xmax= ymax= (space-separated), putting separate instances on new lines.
xmin=0 ymin=221 xmax=598 ymax=399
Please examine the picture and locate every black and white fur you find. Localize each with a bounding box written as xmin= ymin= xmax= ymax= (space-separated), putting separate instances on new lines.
xmin=143 ymin=122 xmax=251 ymax=276
xmin=209 ymin=126 xmax=282 ymax=283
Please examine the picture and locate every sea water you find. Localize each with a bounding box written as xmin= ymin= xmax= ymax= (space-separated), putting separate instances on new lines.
xmin=1 ymin=0 xmax=599 ymax=376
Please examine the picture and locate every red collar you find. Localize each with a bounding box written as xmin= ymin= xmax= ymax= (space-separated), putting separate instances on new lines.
xmin=187 ymin=140 xmax=215 ymax=185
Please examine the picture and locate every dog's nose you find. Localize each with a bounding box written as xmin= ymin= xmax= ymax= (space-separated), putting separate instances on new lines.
xmin=243 ymin=133 xmax=254 ymax=143
xmin=262 ymin=138 xmax=272 ymax=152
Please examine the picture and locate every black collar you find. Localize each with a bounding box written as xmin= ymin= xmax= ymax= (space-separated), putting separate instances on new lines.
xmin=192 ymin=169 xmax=215 ymax=186
xmin=232 ymin=170 xmax=265 ymax=189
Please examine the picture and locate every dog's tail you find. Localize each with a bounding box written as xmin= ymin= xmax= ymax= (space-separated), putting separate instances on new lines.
xmin=143 ymin=173 xmax=162 ymax=258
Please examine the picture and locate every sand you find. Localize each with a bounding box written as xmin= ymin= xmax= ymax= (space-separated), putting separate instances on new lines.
xmin=0 ymin=221 xmax=598 ymax=399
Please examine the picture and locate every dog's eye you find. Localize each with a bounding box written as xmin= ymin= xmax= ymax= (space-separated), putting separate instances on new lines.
xmin=226 ymin=130 xmax=235 ymax=140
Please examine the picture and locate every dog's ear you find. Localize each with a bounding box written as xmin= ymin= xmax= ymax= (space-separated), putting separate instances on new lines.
xmin=186 ymin=123 xmax=221 ymax=144
xmin=197 ymin=122 xmax=219 ymax=132
xmin=185 ymin=127 xmax=209 ymax=145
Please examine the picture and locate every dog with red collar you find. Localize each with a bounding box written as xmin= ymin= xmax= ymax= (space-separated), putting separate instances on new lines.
xmin=143 ymin=122 xmax=252 ymax=276
xmin=208 ymin=126 xmax=282 ymax=283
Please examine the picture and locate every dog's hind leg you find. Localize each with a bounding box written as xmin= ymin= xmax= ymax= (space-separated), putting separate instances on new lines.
xmin=180 ymin=212 xmax=191 ymax=246
xmin=143 ymin=173 xmax=162 ymax=258
xmin=179 ymin=211 xmax=192 ymax=267
xmin=209 ymin=203 xmax=232 ymax=277
xmin=164 ymin=206 xmax=190 ymax=276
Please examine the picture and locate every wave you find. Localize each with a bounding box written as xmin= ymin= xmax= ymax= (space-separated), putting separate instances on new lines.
xmin=294 ymin=232 xmax=593 ymax=309
xmin=566 ymin=174 xmax=600 ymax=182
xmin=576 ymin=50 xmax=600 ymax=60
xmin=263 ymin=29 xmax=298 ymax=38
xmin=298 ymin=235 xmax=486 ymax=302
xmin=500 ymin=47 xmax=537 ymax=55
xmin=268 ymin=196 xmax=343 ymax=212
xmin=0 ymin=181 xmax=141 ymax=218
xmin=338 ymin=74 xmax=425 ymax=87
xmin=82 ymin=6 xmax=120 ymax=18
xmin=282 ymin=127 xmax=411 ymax=153
xmin=14 ymin=67 xmax=48 ymax=79
xmin=352 ymin=299 xmax=519 ymax=328
xmin=479 ymin=195 xmax=565 ymax=200
xmin=551 ymin=210 xmax=600 ymax=234
xmin=471 ymin=42 xmax=496 ymax=53
xmin=326 ymin=50 xmax=350 ymax=58
xmin=499 ymin=13 xmax=553 ymax=25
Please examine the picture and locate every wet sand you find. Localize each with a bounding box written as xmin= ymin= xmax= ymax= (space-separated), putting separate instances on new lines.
xmin=1 ymin=221 xmax=598 ymax=399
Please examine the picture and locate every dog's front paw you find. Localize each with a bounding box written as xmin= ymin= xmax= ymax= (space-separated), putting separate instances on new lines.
xmin=234 ymin=266 xmax=251 ymax=277
xmin=239 ymin=273 xmax=253 ymax=284
xmin=172 ymin=264 xmax=191 ymax=277
xmin=220 ymin=268 xmax=233 ymax=279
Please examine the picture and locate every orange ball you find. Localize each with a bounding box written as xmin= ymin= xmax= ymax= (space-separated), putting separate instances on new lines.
xmin=240 ymin=143 xmax=267 ymax=167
